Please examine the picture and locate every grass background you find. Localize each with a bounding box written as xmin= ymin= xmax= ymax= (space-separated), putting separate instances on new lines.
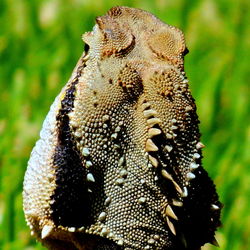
xmin=0 ymin=0 xmax=249 ymax=249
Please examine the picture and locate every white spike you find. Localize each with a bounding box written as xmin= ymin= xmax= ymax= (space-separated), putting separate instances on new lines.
xmin=86 ymin=160 xmax=93 ymax=168
xmin=166 ymin=133 xmax=173 ymax=139
xmin=101 ymin=227 xmax=109 ymax=236
xmin=166 ymin=217 xmax=176 ymax=235
xmin=148 ymin=155 xmax=159 ymax=167
xmin=140 ymin=179 xmax=146 ymax=185
xmin=114 ymin=144 xmax=120 ymax=150
xmin=102 ymin=115 xmax=110 ymax=122
xmin=146 ymin=139 xmax=159 ymax=152
xmin=154 ymin=234 xmax=160 ymax=240
xmin=87 ymin=173 xmax=95 ymax=182
xmin=193 ymin=153 xmax=200 ymax=159
xmin=148 ymin=128 xmax=161 ymax=138
xmin=25 ymin=210 xmax=36 ymax=217
xmin=171 ymin=125 xmax=178 ymax=130
xmin=117 ymin=239 xmax=124 ymax=246
xmin=115 ymin=126 xmax=121 ymax=132
xmin=78 ymin=227 xmax=85 ymax=232
xmin=148 ymin=238 xmax=155 ymax=244
xmin=161 ymin=169 xmax=173 ymax=181
xmin=172 ymin=199 xmax=183 ymax=207
xmin=146 ymin=117 xmax=162 ymax=127
xmin=115 ymin=178 xmax=124 ymax=185
xmin=143 ymin=109 xmax=157 ymax=118
xmin=165 ymin=145 xmax=173 ymax=152
xmin=111 ymin=133 xmax=118 ymax=139
xmin=187 ymin=172 xmax=196 ymax=180
xmin=68 ymin=227 xmax=76 ymax=232
xmin=41 ymin=225 xmax=53 ymax=239
xmin=182 ymin=187 xmax=188 ymax=197
xmin=141 ymin=102 xmax=151 ymax=110
xmin=138 ymin=197 xmax=146 ymax=204
xmin=196 ymin=142 xmax=205 ymax=149
xmin=119 ymin=169 xmax=128 ymax=177
xmin=98 ymin=212 xmax=106 ymax=222
xmin=165 ymin=205 xmax=178 ymax=220
xmin=185 ymin=105 xmax=192 ymax=112
xmin=118 ymin=156 xmax=125 ymax=166
xmin=162 ymin=170 xmax=183 ymax=194
xmin=190 ymin=162 xmax=199 ymax=170
xmin=211 ymin=204 xmax=220 ymax=210
xmin=104 ymin=197 xmax=111 ymax=206
xmin=108 ymin=232 xmax=114 ymax=238
xmin=82 ymin=147 xmax=90 ymax=157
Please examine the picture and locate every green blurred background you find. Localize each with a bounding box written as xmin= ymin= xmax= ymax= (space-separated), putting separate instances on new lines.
xmin=0 ymin=0 xmax=249 ymax=249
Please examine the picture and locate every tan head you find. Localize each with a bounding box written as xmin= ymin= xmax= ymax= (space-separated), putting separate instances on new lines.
xmin=83 ymin=6 xmax=187 ymax=69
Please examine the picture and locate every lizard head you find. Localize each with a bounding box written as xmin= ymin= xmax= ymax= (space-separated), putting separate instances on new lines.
xmin=82 ymin=6 xmax=187 ymax=69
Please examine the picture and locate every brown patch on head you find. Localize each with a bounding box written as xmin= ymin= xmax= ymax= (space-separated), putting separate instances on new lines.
xmin=107 ymin=6 xmax=123 ymax=17
xmin=96 ymin=15 xmax=134 ymax=57
xmin=148 ymin=27 xmax=186 ymax=69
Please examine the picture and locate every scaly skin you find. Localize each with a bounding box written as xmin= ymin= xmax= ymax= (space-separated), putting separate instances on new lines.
xmin=23 ymin=6 xmax=221 ymax=250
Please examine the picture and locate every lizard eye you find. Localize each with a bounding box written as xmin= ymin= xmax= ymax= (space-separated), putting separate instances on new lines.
xmin=84 ymin=43 xmax=90 ymax=53
xmin=183 ymin=47 xmax=189 ymax=56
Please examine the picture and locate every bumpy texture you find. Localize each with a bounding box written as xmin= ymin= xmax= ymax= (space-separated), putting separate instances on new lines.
xmin=23 ymin=6 xmax=222 ymax=250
